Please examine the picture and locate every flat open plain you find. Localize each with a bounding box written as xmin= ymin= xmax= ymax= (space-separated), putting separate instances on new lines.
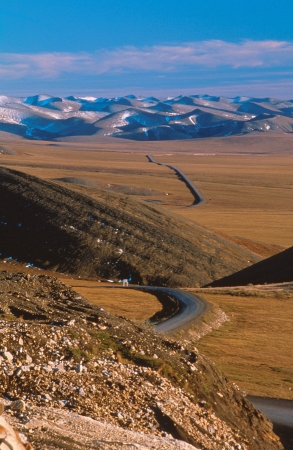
xmin=1 ymin=132 xmax=293 ymax=400
xmin=1 ymin=133 xmax=293 ymax=248
xmin=194 ymin=290 xmax=293 ymax=400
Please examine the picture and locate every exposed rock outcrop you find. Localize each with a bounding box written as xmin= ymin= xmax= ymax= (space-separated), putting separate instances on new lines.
xmin=0 ymin=270 xmax=283 ymax=449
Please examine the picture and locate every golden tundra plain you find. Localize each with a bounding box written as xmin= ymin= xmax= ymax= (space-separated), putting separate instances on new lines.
xmin=1 ymin=132 xmax=293 ymax=399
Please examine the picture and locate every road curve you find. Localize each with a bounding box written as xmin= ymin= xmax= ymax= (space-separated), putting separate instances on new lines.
xmin=146 ymin=154 xmax=204 ymax=207
xmin=127 ymin=286 xmax=207 ymax=333
xmin=248 ymin=396 xmax=293 ymax=428
xmin=248 ymin=396 xmax=293 ymax=450
xmin=94 ymin=285 xmax=207 ymax=333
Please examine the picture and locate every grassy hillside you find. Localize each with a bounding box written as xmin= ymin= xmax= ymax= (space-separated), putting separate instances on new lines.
xmin=0 ymin=166 xmax=261 ymax=286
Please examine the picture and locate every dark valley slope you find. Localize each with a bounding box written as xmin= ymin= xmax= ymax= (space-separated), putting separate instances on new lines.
xmin=208 ymin=246 xmax=293 ymax=287
xmin=0 ymin=166 xmax=261 ymax=287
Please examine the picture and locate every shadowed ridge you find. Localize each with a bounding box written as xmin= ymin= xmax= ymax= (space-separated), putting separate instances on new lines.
xmin=207 ymin=246 xmax=293 ymax=287
xmin=0 ymin=166 xmax=261 ymax=287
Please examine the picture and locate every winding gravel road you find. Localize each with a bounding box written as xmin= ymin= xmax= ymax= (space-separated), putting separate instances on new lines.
xmin=96 ymin=285 xmax=207 ymax=333
xmin=129 ymin=286 xmax=207 ymax=333
xmin=248 ymin=396 xmax=293 ymax=428
xmin=248 ymin=396 xmax=293 ymax=450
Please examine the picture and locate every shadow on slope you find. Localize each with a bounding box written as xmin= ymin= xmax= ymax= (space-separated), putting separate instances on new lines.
xmin=0 ymin=167 xmax=261 ymax=287
xmin=208 ymin=246 xmax=293 ymax=287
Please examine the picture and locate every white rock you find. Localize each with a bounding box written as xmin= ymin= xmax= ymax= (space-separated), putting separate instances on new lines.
xmin=79 ymin=388 xmax=86 ymax=396
xmin=3 ymin=352 xmax=13 ymax=362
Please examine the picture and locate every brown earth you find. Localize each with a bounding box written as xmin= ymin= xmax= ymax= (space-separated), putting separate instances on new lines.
xmin=0 ymin=133 xmax=292 ymax=448
xmin=193 ymin=288 xmax=293 ymax=400
xmin=1 ymin=133 xmax=293 ymax=250
xmin=63 ymin=286 xmax=163 ymax=321
xmin=0 ymin=166 xmax=261 ymax=287
xmin=150 ymin=146 xmax=293 ymax=249
xmin=208 ymin=247 xmax=293 ymax=287
xmin=0 ymin=260 xmax=163 ymax=321
xmin=0 ymin=269 xmax=283 ymax=450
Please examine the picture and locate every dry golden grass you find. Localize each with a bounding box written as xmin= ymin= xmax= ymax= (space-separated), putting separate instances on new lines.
xmin=195 ymin=291 xmax=293 ymax=399
xmin=1 ymin=133 xmax=293 ymax=248
xmin=58 ymin=283 xmax=162 ymax=320
xmin=154 ymin=152 xmax=293 ymax=247
xmin=0 ymin=145 xmax=194 ymax=207
xmin=0 ymin=261 xmax=161 ymax=320
xmin=2 ymin=260 xmax=293 ymax=399
xmin=1 ymin=133 xmax=293 ymax=400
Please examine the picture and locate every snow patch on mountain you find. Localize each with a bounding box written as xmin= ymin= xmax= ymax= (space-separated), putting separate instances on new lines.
xmin=0 ymin=94 xmax=292 ymax=141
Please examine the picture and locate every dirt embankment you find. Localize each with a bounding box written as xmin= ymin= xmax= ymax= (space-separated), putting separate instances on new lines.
xmin=0 ymin=270 xmax=283 ymax=449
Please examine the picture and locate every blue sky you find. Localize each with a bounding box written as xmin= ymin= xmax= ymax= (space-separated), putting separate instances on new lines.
xmin=1 ymin=0 xmax=293 ymax=98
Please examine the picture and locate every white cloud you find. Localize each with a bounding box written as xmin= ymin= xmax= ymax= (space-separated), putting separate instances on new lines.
xmin=0 ymin=40 xmax=293 ymax=80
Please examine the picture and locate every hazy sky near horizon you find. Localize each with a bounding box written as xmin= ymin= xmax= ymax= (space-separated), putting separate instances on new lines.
xmin=1 ymin=0 xmax=293 ymax=98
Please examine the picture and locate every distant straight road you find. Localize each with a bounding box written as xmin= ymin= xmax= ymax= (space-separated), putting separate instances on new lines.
xmin=146 ymin=154 xmax=204 ymax=207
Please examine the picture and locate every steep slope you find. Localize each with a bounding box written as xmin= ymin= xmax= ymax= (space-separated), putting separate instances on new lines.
xmin=0 ymin=270 xmax=283 ymax=450
xmin=208 ymin=246 xmax=293 ymax=287
xmin=0 ymin=166 xmax=261 ymax=287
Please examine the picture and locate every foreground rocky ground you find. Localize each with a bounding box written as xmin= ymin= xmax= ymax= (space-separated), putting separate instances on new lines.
xmin=0 ymin=270 xmax=283 ymax=449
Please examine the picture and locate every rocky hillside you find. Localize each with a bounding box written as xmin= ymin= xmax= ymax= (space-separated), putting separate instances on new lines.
xmin=0 ymin=166 xmax=261 ymax=287
xmin=0 ymin=270 xmax=283 ymax=449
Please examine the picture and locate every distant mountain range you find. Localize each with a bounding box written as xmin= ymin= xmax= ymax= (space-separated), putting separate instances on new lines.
xmin=1 ymin=94 xmax=293 ymax=141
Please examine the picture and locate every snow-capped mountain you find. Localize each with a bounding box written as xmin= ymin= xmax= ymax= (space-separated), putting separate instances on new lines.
xmin=0 ymin=94 xmax=293 ymax=141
